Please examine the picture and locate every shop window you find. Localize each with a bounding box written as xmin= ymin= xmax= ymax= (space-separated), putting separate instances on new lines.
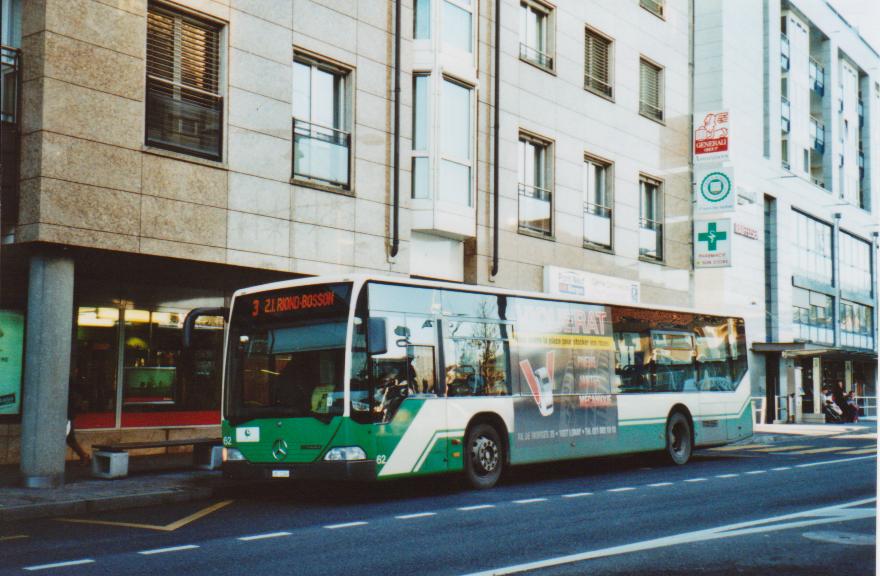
xmin=74 ymin=306 xmax=224 ymax=429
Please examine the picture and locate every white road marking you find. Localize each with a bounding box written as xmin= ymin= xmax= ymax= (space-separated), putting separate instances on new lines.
xmin=324 ymin=521 xmax=368 ymax=530
xmin=562 ymin=492 xmax=593 ymax=498
xmin=771 ymin=466 xmax=792 ymax=471
xmin=462 ymin=498 xmax=877 ymax=576
xmin=139 ymin=545 xmax=200 ymax=556
xmin=684 ymin=478 xmax=707 ymax=483
xmin=607 ymin=487 xmax=635 ymax=493
xmin=24 ymin=560 xmax=95 ymax=571
xmin=458 ymin=504 xmax=495 ymax=511
xmin=396 ymin=512 xmax=437 ymax=520
xmin=716 ymin=473 xmax=739 ymax=478
xmin=745 ymin=470 xmax=767 ymax=475
xmin=514 ymin=498 xmax=548 ymax=504
xmin=648 ymin=482 xmax=673 ymax=487
xmin=795 ymin=454 xmax=876 ymax=468
xmin=237 ymin=531 xmax=291 ymax=541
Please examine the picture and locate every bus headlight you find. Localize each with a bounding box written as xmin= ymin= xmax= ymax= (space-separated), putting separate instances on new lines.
xmin=222 ymin=448 xmax=245 ymax=462
xmin=323 ymin=447 xmax=367 ymax=461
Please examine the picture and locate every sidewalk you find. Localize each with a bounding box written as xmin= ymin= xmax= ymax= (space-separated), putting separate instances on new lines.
xmin=0 ymin=455 xmax=230 ymax=523
xmin=754 ymin=420 xmax=877 ymax=437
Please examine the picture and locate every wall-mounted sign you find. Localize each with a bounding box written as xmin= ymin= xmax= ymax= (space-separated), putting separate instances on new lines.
xmin=694 ymin=219 xmax=732 ymax=268
xmin=694 ymin=110 xmax=730 ymax=163
xmin=544 ymin=266 xmax=640 ymax=305
xmin=0 ymin=311 xmax=24 ymax=415
xmin=695 ymin=167 xmax=736 ymax=213
xmin=734 ymin=222 xmax=759 ymax=240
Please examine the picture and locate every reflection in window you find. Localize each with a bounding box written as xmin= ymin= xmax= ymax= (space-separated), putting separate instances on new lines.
xmin=792 ymin=211 xmax=832 ymax=286
xmin=792 ymin=287 xmax=834 ymax=344
xmin=439 ymin=78 xmax=473 ymax=205
xmin=840 ymin=300 xmax=874 ymax=350
xmin=839 ymin=232 xmax=872 ymax=297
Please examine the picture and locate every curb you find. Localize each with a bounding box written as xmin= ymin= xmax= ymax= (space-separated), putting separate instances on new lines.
xmin=0 ymin=485 xmax=215 ymax=523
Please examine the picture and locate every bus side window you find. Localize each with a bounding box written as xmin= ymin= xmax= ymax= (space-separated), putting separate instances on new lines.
xmin=695 ymin=316 xmax=735 ymax=391
xmin=614 ymin=332 xmax=649 ymax=393
xmin=443 ymin=321 xmax=510 ymax=397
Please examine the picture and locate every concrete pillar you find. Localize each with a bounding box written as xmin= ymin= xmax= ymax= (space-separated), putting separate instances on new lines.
xmin=20 ymin=254 xmax=74 ymax=488
xmin=811 ymin=356 xmax=822 ymax=415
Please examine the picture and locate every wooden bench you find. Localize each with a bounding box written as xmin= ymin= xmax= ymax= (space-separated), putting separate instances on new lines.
xmin=91 ymin=438 xmax=223 ymax=478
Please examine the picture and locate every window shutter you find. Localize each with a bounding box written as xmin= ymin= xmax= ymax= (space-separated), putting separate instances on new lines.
xmin=147 ymin=6 xmax=220 ymax=106
xmin=639 ymin=59 xmax=662 ymax=120
xmin=584 ymin=29 xmax=611 ymax=97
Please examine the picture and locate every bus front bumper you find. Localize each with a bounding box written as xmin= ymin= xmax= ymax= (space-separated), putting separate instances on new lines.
xmin=223 ymin=459 xmax=377 ymax=481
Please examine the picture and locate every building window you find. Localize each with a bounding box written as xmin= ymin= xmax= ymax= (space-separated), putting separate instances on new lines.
xmin=518 ymin=133 xmax=552 ymax=238
xmin=412 ymin=73 xmax=431 ymax=199
xmin=792 ymin=210 xmax=833 ymax=286
xmin=839 ymin=231 xmax=873 ymax=298
xmin=442 ymin=0 xmax=472 ymax=54
xmin=145 ymin=4 xmax=223 ymax=161
xmin=583 ymin=155 xmax=612 ymax=249
xmin=840 ymin=300 xmax=874 ymax=350
xmin=519 ymin=0 xmax=553 ymax=70
xmin=639 ymin=58 xmax=664 ymax=122
xmin=584 ymin=27 xmax=612 ymax=99
xmin=640 ymin=0 xmax=664 ymax=18
xmin=639 ymin=175 xmax=663 ymax=261
xmin=292 ymin=54 xmax=351 ymax=190
xmin=439 ymin=77 xmax=473 ymax=205
xmin=791 ymin=287 xmax=834 ymax=345
xmin=414 ymin=0 xmax=431 ymax=39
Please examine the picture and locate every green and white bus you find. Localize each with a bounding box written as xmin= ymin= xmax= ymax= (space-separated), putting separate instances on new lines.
xmin=193 ymin=275 xmax=752 ymax=489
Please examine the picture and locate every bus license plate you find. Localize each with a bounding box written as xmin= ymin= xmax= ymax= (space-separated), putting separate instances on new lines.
xmin=272 ymin=470 xmax=290 ymax=478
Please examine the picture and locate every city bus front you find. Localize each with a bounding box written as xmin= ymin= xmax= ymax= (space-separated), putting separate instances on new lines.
xmin=220 ymin=280 xmax=377 ymax=480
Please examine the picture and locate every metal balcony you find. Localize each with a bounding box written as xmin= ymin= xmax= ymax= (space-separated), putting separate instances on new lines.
xmin=292 ymin=118 xmax=351 ymax=189
xmin=780 ymin=33 xmax=790 ymax=71
xmin=519 ymin=43 xmax=553 ymax=70
xmin=518 ymin=183 xmax=552 ymax=237
xmin=1 ymin=45 xmax=21 ymax=232
xmin=809 ymin=57 xmax=824 ymax=96
xmin=781 ymin=96 xmax=790 ymax=133
xmin=809 ymin=116 xmax=825 ymax=154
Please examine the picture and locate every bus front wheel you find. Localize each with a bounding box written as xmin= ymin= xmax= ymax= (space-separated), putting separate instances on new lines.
xmin=665 ymin=412 xmax=692 ymax=465
xmin=464 ymin=423 xmax=504 ymax=489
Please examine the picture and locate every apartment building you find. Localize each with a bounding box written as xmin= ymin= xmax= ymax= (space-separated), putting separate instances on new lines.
xmin=692 ymin=0 xmax=878 ymax=423
xmin=0 ymin=0 xmax=692 ymax=486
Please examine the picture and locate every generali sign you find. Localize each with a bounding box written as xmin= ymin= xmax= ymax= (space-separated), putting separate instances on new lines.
xmin=694 ymin=110 xmax=729 ymax=163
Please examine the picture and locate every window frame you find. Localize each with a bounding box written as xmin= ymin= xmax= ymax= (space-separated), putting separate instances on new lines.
xmin=440 ymin=0 xmax=475 ymax=56
xmin=144 ymin=2 xmax=225 ymax=162
xmin=584 ymin=25 xmax=614 ymax=101
xmin=291 ymin=50 xmax=354 ymax=193
xmin=639 ymin=0 xmax=665 ymax=19
xmin=519 ymin=0 xmax=555 ymax=73
xmin=411 ymin=72 xmax=432 ymax=200
xmin=638 ymin=56 xmax=665 ymax=124
xmin=583 ymin=153 xmax=614 ymax=252
xmin=638 ymin=173 xmax=664 ymax=262
xmin=436 ymin=75 xmax=475 ymax=207
xmin=517 ymin=130 xmax=554 ymax=239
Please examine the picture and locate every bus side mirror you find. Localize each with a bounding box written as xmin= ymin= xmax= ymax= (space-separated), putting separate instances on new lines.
xmin=182 ymin=307 xmax=229 ymax=348
xmin=368 ymin=317 xmax=387 ymax=356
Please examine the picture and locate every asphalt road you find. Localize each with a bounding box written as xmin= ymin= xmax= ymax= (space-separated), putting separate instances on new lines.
xmin=1 ymin=427 xmax=876 ymax=575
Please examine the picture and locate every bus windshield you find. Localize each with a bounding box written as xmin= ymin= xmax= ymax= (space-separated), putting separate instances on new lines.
xmin=225 ymin=283 xmax=352 ymax=424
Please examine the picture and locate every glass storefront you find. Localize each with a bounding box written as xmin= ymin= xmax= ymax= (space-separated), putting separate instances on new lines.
xmin=74 ymin=305 xmax=224 ymax=429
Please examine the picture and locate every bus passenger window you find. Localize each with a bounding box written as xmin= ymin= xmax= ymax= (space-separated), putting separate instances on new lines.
xmin=443 ymin=321 xmax=510 ymax=396
xmin=695 ymin=316 xmax=736 ymax=391
xmin=651 ymin=331 xmax=695 ymax=392
xmin=614 ymin=332 xmax=649 ymax=393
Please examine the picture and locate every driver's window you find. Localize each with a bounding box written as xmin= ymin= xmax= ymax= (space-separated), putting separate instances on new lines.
xmin=371 ymin=314 xmax=438 ymax=422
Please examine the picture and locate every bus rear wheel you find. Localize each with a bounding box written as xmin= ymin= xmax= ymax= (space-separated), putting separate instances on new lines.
xmin=464 ymin=423 xmax=504 ymax=489
xmin=665 ymin=412 xmax=692 ymax=465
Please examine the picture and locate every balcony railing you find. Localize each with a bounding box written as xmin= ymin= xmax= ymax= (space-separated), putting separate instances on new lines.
xmin=292 ymin=118 xmax=351 ymax=189
xmin=781 ymin=96 xmax=790 ymax=132
xmin=780 ymin=33 xmax=790 ymax=71
xmin=1 ymin=45 xmax=22 ymax=232
xmin=584 ymin=202 xmax=611 ymax=249
xmin=639 ymin=217 xmax=663 ymax=260
xmin=585 ymin=73 xmax=613 ymax=99
xmin=518 ymin=183 xmax=552 ymax=237
xmin=809 ymin=57 xmax=824 ymax=96
xmin=639 ymin=100 xmax=664 ymax=122
xmin=519 ymin=43 xmax=553 ymax=70
xmin=145 ymin=76 xmax=223 ymax=161
xmin=809 ymin=116 xmax=825 ymax=154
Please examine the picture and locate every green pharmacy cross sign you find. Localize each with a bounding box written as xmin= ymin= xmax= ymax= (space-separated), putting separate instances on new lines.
xmin=697 ymin=222 xmax=727 ymax=251
xmin=694 ymin=218 xmax=731 ymax=268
